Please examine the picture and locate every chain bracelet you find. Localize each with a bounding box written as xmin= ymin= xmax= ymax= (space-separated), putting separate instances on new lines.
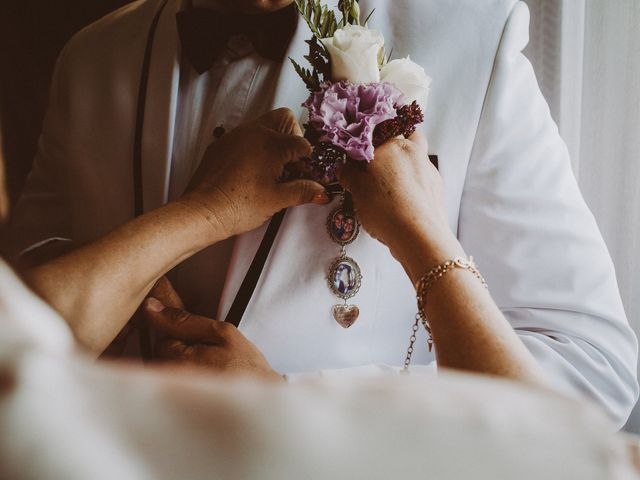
xmin=402 ymin=256 xmax=488 ymax=371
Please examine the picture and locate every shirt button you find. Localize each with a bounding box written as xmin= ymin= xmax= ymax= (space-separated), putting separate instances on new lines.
xmin=213 ymin=125 xmax=226 ymax=139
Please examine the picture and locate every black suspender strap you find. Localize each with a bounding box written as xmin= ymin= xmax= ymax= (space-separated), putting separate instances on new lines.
xmin=132 ymin=0 xmax=169 ymax=362
xmin=225 ymin=209 xmax=287 ymax=327
xmin=134 ymin=0 xmax=169 ymax=218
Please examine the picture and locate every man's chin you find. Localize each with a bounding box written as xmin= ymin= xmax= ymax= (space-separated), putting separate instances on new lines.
xmin=227 ymin=0 xmax=294 ymax=14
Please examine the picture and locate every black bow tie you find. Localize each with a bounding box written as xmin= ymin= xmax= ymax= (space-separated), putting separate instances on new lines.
xmin=176 ymin=4 xmax=298 ymax=74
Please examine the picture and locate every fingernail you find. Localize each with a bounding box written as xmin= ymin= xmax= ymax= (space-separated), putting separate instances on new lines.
xmin=145 ymin=297 xmax=164 ymax=312
xmin=312 ymin=192 xmax=330 ymax=205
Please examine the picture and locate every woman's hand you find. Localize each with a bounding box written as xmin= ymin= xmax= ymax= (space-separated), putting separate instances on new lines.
xmin=339 ymin=132 xmax=464 ymax=283
xmin=181 ymin=108 xmax=329 ymax=240
xmin=24 ymin=108 xmax=328 ymax=354
xmin=144 ymin=278 xmax=282 ymax=382
xmin=341 ymin=133 xmax=546 ymax=385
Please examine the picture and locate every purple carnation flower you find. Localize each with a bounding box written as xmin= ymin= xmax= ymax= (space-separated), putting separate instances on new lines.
xmin=303 ymin=81 xmax=405 ymax=162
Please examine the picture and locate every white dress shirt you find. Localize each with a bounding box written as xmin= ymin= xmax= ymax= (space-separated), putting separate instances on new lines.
xmin=167 ymin=26 xmax=282 ymax=316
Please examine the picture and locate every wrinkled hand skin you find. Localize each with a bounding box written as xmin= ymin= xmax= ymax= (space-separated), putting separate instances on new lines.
xmin=181 ymin=108 xmax=328 ymax=242
xmin=143 ymin=277 xmax=283 ymax=382
xmin=338 ymin=132 xmax=464 ymax=276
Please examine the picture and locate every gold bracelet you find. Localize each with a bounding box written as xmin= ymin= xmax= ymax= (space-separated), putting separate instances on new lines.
xmin=415 ymin=256 xmax=488 ymax=309
xmin=403 ymin=256 xmax=488 ymax=370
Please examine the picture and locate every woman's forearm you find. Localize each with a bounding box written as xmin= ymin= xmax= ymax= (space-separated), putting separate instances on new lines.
xmin=24 ymin=198 xmax=226 ymax=354
xmin=21 ymin=108 xmax=326 ymax=356
xmin=395 ymin=229 xmax=546 ymax=385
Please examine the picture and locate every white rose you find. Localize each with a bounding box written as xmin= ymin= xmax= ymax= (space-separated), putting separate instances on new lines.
xmin=380 ymin=57 xmax=432 ymax=109
xmin=321 ymin=25 xmax=384 ymax=84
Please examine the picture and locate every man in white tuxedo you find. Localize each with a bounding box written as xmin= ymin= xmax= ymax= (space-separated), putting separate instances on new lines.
xmin=8 ymin=0 xmax=639 ymax=427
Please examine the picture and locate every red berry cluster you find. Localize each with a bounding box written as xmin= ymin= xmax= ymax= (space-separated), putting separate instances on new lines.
xmin=308 ymin=141 xmax=348 ymax=184
xmin=302 ymin=101 xmax=425 ymax=183
xmin=372 ymin=101 xmax=424 ymax=147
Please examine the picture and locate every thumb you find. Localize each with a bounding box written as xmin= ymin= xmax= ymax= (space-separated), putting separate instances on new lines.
xmin=258 ymin=107 xmax=303 ymax=137
xmin=280 ymin=179 xmax=329 ymax=206
xmin=143 ymin=297 xmax=189 ymax=338
xmin=143 ymin=297 xmax=224 ymax=344
xmin=149 ymin=276 xmax=184 ymax=310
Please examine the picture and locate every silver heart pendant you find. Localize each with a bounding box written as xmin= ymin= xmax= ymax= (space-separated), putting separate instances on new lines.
xmin=332 ymin=304 xmax=360 ymax=328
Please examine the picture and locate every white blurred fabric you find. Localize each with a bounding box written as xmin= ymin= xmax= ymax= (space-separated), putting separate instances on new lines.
xmin=523 ymin=0 xmax=640 ymax=432
xmin=0 ymin=260 xmax=638 ymax=479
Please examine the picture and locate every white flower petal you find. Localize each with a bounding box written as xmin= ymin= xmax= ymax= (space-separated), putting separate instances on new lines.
xmin=380 ymin=57 xmax=432 ymax=109
xmin=322 ymin=25 xmax=384 ymax=83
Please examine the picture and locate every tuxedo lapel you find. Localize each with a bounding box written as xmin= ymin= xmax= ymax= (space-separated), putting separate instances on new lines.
xmin=140 ymin=0 xmax=181 ymax=213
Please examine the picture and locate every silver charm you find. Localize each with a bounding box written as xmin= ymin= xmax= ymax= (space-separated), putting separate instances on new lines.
xmin=327 ymin=255 xmax=362 ymax=300
xmin=332 ymin=304 xmax=360 ymax=328
xmin=326 ymin=206 xmax=360 ymax=246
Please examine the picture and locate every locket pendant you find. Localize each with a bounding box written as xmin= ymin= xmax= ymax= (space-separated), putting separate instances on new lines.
xmin=332 ymin=303 xmax=360 ymax=328
xmin=326 ymin=206 xmax=360 ymax=246
xmin=329 ymin=254 xmax=361 ymax=328
xmin=327 ymin=254 xmax=363 ymax=300
xmin=326 ymin=191 xmax=363 ymax=328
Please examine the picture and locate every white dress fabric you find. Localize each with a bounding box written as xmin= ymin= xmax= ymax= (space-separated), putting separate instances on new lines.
xmin=7 ymin=0 xmax=639 ymax=427
xmin=0 ymin=260 xmax=638 ymax=480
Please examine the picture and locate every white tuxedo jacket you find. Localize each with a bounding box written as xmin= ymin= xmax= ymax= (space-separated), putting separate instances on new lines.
xmin=10 ymin=0 xmax=639 ymax=426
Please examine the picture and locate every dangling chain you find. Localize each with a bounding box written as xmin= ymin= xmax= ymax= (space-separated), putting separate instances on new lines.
xmin=403 ymin=313 xmax=428 ymax=370
xmin=402 ymin=256 xmax=488 ymax=372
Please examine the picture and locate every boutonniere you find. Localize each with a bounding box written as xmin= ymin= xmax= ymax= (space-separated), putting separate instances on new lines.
xmin=291 ymin=0 xmax=432 ymax=183
xmin=289 ymin=1 xmax=432 ymax=329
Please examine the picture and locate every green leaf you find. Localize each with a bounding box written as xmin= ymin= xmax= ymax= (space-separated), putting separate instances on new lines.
xmin=338 ymin=0 xmax=360 ymax=26
xmin=304 ymin=37 xmax=331 ymax=79
xmin=293 ymin=0 xmax=344 ymax=40
xmin=290 ymin=57 xmax=321 ymax=92
xmin=363 ymin=8 xmax=376 ymax=26
xmin=314 ymin=4 xmax=322 ymax=26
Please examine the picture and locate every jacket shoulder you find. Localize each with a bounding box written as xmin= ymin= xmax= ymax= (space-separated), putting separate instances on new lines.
xmin=425 ymin=0 xmax=521 ymax=39
xmin=57 ymin=0 xmax=164 ymax=74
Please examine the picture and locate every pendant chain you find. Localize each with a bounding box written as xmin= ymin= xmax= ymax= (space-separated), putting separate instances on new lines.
xmin=402 ymin=313 xmax=431 ymax=371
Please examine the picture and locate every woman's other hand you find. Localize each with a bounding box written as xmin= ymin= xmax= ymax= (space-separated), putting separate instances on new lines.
xmin=180 ymin=108 xmax=329 ymax=240
xmin=339 ymin=132 xmax=464 ymax=283
xmin=144 ymin=278 xmax=282 ymax=382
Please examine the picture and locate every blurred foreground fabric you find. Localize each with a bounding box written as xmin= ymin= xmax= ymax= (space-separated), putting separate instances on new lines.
xmin=0 ymin=260 xmax=638 ymax=479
